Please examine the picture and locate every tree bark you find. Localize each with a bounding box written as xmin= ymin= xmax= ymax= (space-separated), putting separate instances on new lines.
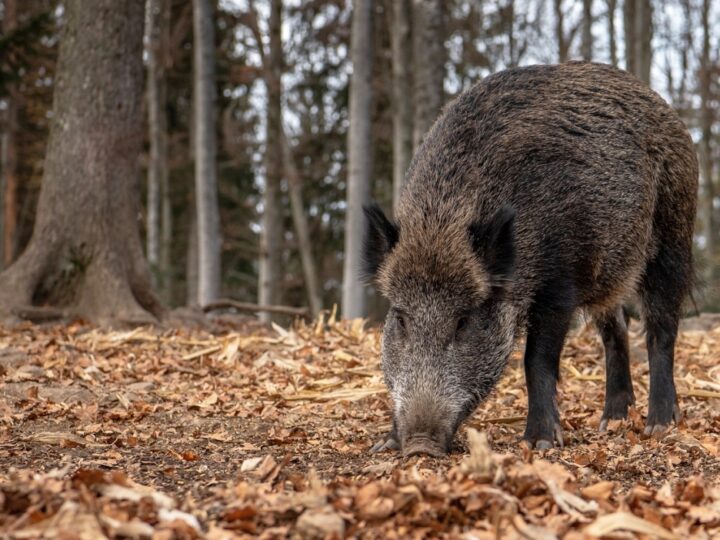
xmin=258 ymin=0 xmax=284 ymax=323
xmin=0 ymin=0 xmax=163 ymax=324
xmin=581 ymin=0 xmax=593 ymax=61
xmin=281 ymin=130 xmax=322 ymax=317
xmin=390 ymin=0 xmax=413 ymax=215
xmin=411 ymin=0 xmax=444 ymax=150
xmin=624 ymin=0 xmax=652 ymax=84
xmin=193 ymin=0 xmax=222 ymax=306
xmin=606 ymin=0 xmax=617 ymax=66
xmin=677 ymin=0 xmax=692 ymax=110
xmin=699 ymin=0 xmax=715 ymax=267
xmin=506 ymin=0 xmax=516 ymax=67
xmin=155 ymin=0 xmax=173 ymax=304
xmin=636 ymin=0 xmax=652 ymax=84
xmin=186 ymin=208 xmax=199 ymax=306
xmin=1 ymin=0 xmax=18 ymax=267
xmin=554 ymin=0 xmax=568 ymax=63
xmin=145 ymin=0 xmax=169 ymax=280
xmin=342 ymin=0 xmax=374 ymax=319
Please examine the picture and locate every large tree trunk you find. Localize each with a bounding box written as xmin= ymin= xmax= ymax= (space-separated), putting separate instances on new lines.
xmin=281 ymin=131 xmax=322 ymax=317
xmin=258 ymin=0 xmax=284 ymax=323
xmin=581 ymin=0 xmax=593 ymax=61
xmin=0 ymin=0 xmax=163 ymax=324
xmin=390 ymin=0 xmax=413 ymax=215
xmin=623 ymin=0 xmax=652 ymax=84
xmin=193 ymin=0 xmax=222 ymax=306
xmin=1 ymin=0 xmax=18 ymax=267
xmin=606 ymin=0 xmax=617 ymax=66
xmin=699 ymin=0 xmax=715 ymax=269
xmin=342 ymin=0 xmax=374 ymax=319
xmin=411 ymin=0 xmax=444 ymax=150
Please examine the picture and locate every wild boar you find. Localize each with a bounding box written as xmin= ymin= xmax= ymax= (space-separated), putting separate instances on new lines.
xmin=363 ymin=62 xmax=698 ymax=456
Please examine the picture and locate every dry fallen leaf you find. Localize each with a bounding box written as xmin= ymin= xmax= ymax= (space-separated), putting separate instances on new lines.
xmin=461 ymin=428 xmax=496 ymax=481
xmin=580 ymin=481 xmax=615 ymax=501
xmin=583 ymin=511 xmax=680 ymax=539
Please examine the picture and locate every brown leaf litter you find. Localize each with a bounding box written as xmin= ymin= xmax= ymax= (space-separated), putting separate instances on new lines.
xmin=1 ymin=313 xmax=719 ymax=538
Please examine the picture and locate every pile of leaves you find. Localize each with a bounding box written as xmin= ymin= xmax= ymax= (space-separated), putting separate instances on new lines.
xmin=1 ymin=311 xmax=719 ymax=538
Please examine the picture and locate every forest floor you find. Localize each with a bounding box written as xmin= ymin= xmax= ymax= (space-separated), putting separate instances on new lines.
xmin=1 ymin=312 xmax=719 ymax=539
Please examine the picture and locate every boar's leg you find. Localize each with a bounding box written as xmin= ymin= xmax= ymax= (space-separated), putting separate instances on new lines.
xmin=370 ymin=434 xmax=400 ymax=453
xmin=522 ymin=300 xmax=574 ymax=449
xmin=370 ymin=418 xmax=400 ymax=453
xmin=597 ymin=305 xmax=635 ymax=431
xmin=640 ymin=247 xmax=687 ymax=438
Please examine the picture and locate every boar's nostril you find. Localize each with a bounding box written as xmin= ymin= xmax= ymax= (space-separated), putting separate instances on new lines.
xmin=402 ymin=435 xmax=448 ymax=458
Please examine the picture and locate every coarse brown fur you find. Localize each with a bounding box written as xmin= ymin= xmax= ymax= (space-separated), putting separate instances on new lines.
xmin=365 ymin=62 xmax=698 ymax=455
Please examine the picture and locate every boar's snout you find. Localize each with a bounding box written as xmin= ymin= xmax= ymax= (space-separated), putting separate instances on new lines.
xmin=402 ymin=434 xmax=449 ymax=457
xmin=395 ymin=389 xmax=465 ymax=457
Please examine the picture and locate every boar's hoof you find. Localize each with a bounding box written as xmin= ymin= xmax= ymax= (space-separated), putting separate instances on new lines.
xmin=534 ymin=440 xmax=553 ymax=450
xmin=642 ymin=404 xmax=682 ymax=439
xmin=599 ymin=391 xmax=635 ymax=431
xmin=402 ymin=435 xmax=448 ymax=458
xmin=524 ymin=423 xmax=564 ymax=450
xmin=370 ymin=434 xmax=400 ymax=453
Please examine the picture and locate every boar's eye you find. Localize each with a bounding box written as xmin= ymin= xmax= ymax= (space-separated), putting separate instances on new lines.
xmin=395 ymin=314 xmax=407 ymax=332
xmin=455 ymin=316 xmax=469 ymax=337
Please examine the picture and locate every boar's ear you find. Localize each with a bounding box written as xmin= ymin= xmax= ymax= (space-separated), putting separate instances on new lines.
xmin=362 ymin=203 xmax=399 ymax=280
xmin=468 ymin=205 xmax=516 ymax=289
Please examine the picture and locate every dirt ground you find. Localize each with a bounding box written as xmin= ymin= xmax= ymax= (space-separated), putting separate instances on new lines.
xmin=1 ymin=312 xmax=719 ymax=539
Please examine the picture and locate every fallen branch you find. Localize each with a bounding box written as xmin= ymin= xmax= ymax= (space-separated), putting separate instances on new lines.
xmin=12 ymin=305 xmax=69 ymax=322
xmin=202 ymin=298 xmax=309 ymax=318
xmin=678 ymin=388 xmax=720 ymax=399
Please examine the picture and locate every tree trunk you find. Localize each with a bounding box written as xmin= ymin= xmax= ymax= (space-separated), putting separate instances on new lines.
xmin=506 ymin=0 xmax=516 ymax=67
xmin=158 ymin=0 xmax=174 ymax=304
xmin=554 ymin=0 xmax=568 ymax=63
xmin=636 ymin=0 xmax=652 ymax=84
xmin=624 ymin=0 xmax=652 ymax=84
xmin=0 ymin=0 xmax=163 ymax=324
xmin=145 ymin=0 xmax=169 ymax=277
xmin=677 ymin=0 xmax=692 ymax=110
xmin=193 ymin=0 xmax=222 ymax=306
xmin=581 ymin=0 xmax=593 ymax=61
xmin=1 ymin=0 xmax=18 ymax=267
xmin=390 ymin=0 xmax=413 ymax=215
xmin=342 ymin=0 xmax=374 ymax=319
xmin=281 ymin=130 xmax=322 ymax=317
xmin=606 ymin=0 xmax=617 ymax=66
xmin=258 ymin=0 xmax=284 ymax=323
xmin=186 ymin=208 xmax=198 ymax=306
xmin=623 ymin=0 xmax=635 ymax=74
xmin=699 ymin=0 xmax=715 ymax=267
xmin=160 ymin=158 xmax=173 ymax=303
xmin=411 ymin=0 xmax=444 ymax=150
